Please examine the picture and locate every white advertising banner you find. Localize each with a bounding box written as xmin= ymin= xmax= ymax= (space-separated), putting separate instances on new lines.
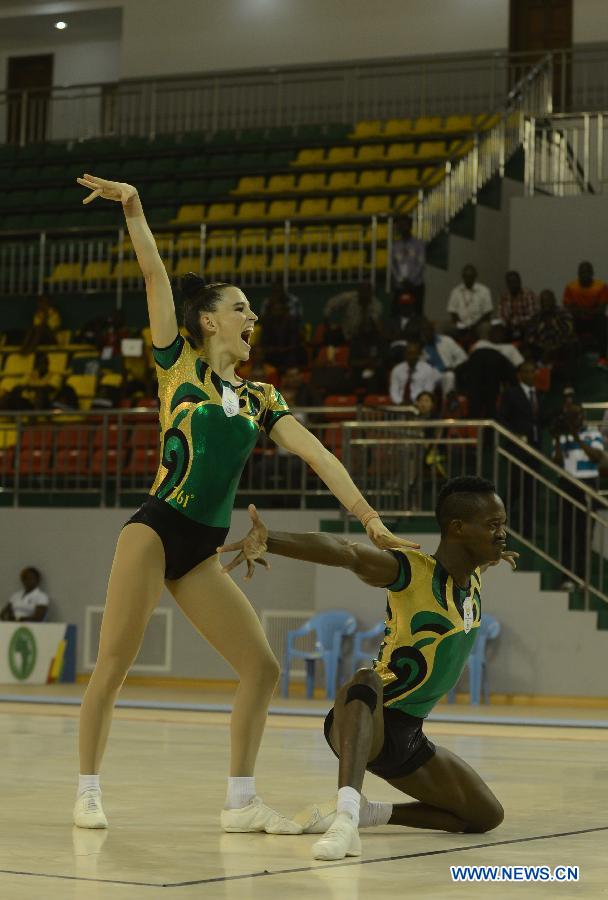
xmin=0 ymin=623 xmax=77 ymax=684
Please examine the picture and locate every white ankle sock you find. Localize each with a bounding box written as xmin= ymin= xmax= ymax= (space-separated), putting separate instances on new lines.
xmin=224 ymin=776 xmax=256 ymax=810
xmin=337 ymin=786 xmax=361 ymax=826
xmin=360 ymin=799 xmax=393 ymax=828
xmin=78 ymin=774 xmax=100 ymax=797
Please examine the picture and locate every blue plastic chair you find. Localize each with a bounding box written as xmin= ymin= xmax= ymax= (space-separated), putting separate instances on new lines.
xmin=448 ymin=614 xmax=501 ymax=705
xmin=281 ymin=610 xmax=357 ymax=700
xmin=350 ymin=620 xmax=386 ymax=677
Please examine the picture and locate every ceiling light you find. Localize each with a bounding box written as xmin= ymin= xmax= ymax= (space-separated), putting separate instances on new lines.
xmin=55 ymin=21 xmax=67 ymax=30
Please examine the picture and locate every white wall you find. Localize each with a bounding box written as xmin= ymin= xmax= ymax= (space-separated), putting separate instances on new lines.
xmin=509 ymin=194 xmax=608 ymax=298
xmin=574 ymin=0 xmax=608 ymax=45
xmin=0 ymin=39 xmax=121 ymax=91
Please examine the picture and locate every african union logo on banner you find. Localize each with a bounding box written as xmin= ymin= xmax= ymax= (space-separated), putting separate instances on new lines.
xmin=8 ymin=627 xmax=37 ymax=681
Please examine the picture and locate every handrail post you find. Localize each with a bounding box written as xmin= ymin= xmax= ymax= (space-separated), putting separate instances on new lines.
xmin=37 ymin=231 xmax=46 ymax=296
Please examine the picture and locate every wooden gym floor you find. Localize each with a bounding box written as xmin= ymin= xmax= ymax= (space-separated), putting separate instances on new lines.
xmin=0 ymin=686 xmax=607 ymax=900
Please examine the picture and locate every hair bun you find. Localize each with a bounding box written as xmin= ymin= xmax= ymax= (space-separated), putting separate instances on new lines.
xmin=182 ymin=272 xmax=207 ymax=299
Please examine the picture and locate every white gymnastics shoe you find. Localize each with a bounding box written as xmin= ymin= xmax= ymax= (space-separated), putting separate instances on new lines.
xmin=220 ymin=796 xmax=303 ymax=834
xmin=73 ymin=790 xmax=108 ymax=829
xmin=312 ymin=812 xmax=361 ymax=860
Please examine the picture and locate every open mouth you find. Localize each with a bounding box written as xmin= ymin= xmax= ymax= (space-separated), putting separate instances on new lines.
xmin=240 ymin=329 xmax=252 ymax=347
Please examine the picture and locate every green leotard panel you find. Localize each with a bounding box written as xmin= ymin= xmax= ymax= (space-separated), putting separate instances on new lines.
xmin=373 ymin=550 xmax=482 ymax=719
xmin=150 ymin=334 xmax=291 ymax=526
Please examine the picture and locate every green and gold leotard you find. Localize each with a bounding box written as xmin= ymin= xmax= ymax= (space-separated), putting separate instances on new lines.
xmin=150 ymin=334 xmax=291 ymax=526
xmin=373 ymin=550 xmax=482 ymax=718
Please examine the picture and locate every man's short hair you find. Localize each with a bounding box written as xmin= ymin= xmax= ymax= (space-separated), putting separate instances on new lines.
xmin=435 ymin=476 xmax=497 ymax=536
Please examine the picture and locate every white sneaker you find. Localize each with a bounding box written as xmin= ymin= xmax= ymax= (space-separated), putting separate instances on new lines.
xmin=220 ymin=796 xmax=303 ymax=834
xmin=73 ymin=789 xmax=108 ymax=829
xmin=312 ymin=812 xmax=361 ymax=860
xmin=294 ymin=794 xmax=370 ymax=833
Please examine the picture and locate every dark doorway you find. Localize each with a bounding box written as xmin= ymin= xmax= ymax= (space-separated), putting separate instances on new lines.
xmin=7 ymin=54 xmax=54 ymax=144
xmin=509 ymin=0 xmax=572 ymax=110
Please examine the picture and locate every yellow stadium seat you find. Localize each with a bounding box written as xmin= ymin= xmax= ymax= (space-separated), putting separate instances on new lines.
xmin=292 ymin=148 xmax=326 ymax=167
xmin=238 ymin=229 xmax=267 ymax=250
xmin=153 ymin=235 xmax=175 ymax=253
xmin=269 ymin=252 xmax=300 ymax=272
xmin=206 ymin=229 xmax=236 ymax=250
xmin=4 ymin=353 xmax=34 ymax=376
xmin=476 ymin=112 xmax=500 ymax=130
xmin=176 ymin=232 xmax=201 ymax=252
xmin=268 ymin=227 xmax=298 ymax=249
xmin=385 ymin=143 xmax=416 ymax=161
xmin=388 ymin=169 xmax=419 ymax=188
xmin=238 ymin=255 xmax=267 ymax=276
xmin=363 ymin=221 xmax=389 ymax=243
xmin=141 ymin=326 xmax=152 ymax=346
xmin=332 ymin=224 xmax=364 ymax=245
xmin=111 ymin=237 xmax=133 ymax=256
xmin=358 ymin=170 xmax=388 ymax=189
xmin=206 ymin=203 xmax=236 ymax=221
xmin=412 ymin=116 xmax=442 ymax=133
xmin=375 ymin=248 xmax=389 ymax=269
xmin=112 ymin=260 xmax=143 ymax=280
xmin=267 ymin=200 xmax=297 ymax=218
xmin=232 ymin=176 xmax=265 ymax=195
xmin=171 ymin=205 xmax=204 ymax=224
xmin=326 ymin=147 xmax=356 ymax=164
xmin=450 ymin=139 xmax=474 ymax=156
xmin=301 ymin=251 xmax=332 ymax=272
xmin=66 ymin=374 xmax=97 ymax=398
xmin=100 ymin=373 xmax=123 ymax=389
xmin=265 ymin=174 xmax=296 ymax=193
xmin=296 ymin=173 xmax=326 ymax=192
xmin=47 ymin=263 xmax=81 ymax=284
xmin=174 ymin=257 xmax=201 ymax=278
xmin=393 ymin=194 xmax=419 ymax=213
xmin=205 ymin=255 xmax=234 ymax=280
xmin=82 ymin=261 xmax=112 ymax=282
xmin=328 ymin=197 xmax=359 ymax=216
xmin=350 ymin=120 xmax=383 ymax=139
xmin=0 ymin=426 xmax=17 ymax=448
xmin=417 ymin=141 xmax=447 ymax=159
xmin=298 ymin=198 xmax=328 ymax=217
xmin=422 ymin=166 xmax=446 ymax=186
xmin=298 ymin=226 xmax=331 ymax=247
xmin=442 ymin=114 xmax=473 ymax=133
xmin=357 ymin=144 xmax=385 ymax=163
xmin=55 ymin=329 xmax=72 ymax=346
xmin=47 ymin=352 xmax=68 ymax=375
xmin=0 ymin=377 xmax=24 ymax=394
xmin=361 ymin=195 xmax=391 ymax=214
xmin=384 ymin=118 xmax=412 ymax=137
xmin=325 ymin=171 xmax=357 ymax=191
xmin=238 ymin=201 xmax=267 ymax=219
xmin=333 ymin=249 xmax=367 ymax=270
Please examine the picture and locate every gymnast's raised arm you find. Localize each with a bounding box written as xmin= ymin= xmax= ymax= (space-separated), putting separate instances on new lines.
xmin=76 ymin=174 xmax=178 ymax=347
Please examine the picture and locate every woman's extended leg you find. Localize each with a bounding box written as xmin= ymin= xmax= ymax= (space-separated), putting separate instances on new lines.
xmin=79 ymin=524 xmax=165 ymax=776
xmin=167 ymin=555 xmax=300 ymax=833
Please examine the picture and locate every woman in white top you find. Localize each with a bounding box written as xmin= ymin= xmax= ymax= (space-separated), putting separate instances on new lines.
xmin=0 ymin=567 xmax=48 ymax=622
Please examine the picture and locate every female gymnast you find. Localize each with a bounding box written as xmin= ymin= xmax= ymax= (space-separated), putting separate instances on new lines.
xmin=73 ymin=174 xmax=419 ymax=833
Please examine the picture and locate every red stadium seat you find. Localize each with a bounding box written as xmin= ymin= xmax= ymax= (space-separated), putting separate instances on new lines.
xmin=93 ymin=425 xmax=120 ymax=448
xmin=0 ymin=446 xmax=15 ymax=477
xmin=91 ymin=448 xmax=124 ymax=476
xmin=316 ymin=345 xmax=350 ymax=367
xmin=324 ymin=394 xmax=358 ymax=421
xmin=18 ymin=449 xmax=52 ymax=476
xmin=129 ymin=427 xmax=159 ymax=448
xmin=125 ymin=447 xmax=159 ymax=476
xmin=323 ymin=424 xmax=343 ymax=459
xmin=363 ymin=394 xmax=391 ymax=407
xmin=21 ymin=428 xmax=54 ymax=450
xmin=54 ymin=448 xmax=89 ymax=477
xmin=56 ymin=427 xmax=90 ymax=450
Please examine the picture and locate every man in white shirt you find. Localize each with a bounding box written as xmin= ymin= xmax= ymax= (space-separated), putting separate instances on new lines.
xmin=389 ymin=341 xmax=442 ymax=405
xmin=420 ymin=319 xmax=467 ymax=395
xmin=1 ymin=567 xmax=49 ymax=622
xmin=447 ymin=265 xmax=493 ymax=331
xmin=470 ymin=322 xmax=524 ymax=369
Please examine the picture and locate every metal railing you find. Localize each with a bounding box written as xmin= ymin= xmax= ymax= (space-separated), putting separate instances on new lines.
xmin=524 ymin=111 xmax=608 ymax=196
xmin=1 ymin=46 xmax=607 ymax=146
xmin=1 ymin=410 xmax=606 ymax=609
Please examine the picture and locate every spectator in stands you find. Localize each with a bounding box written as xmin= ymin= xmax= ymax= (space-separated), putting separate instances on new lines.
xmin=389 ymin=340 xmax=442 ymax=406
xmin=416 ymin=317 xmax=467 ymax=395
xmin=447 ymin=264 xmax=493 ymax=336
xmin=259 ymin=289 xmax=306 ymax=369
xmin=0 ymin=567 xmax=49 ymax=622
xmin=470 ymin=322 xmax=524 ymax=369
xmin=21 ymin=295 xmax=61 ymax=354
xmin=259 ymin=281 xmax=303 ymax=323
xmin=456 ymin=344 xmax=517 ymax=420
xmin=20 ymin=352 xmax=57 ymax=409
xmin=562 ymin=261 xmax=608 ymax=356
xmin=499 ymin=270 xmax=539 ymax=339
xmin=51 ymin=383 xmax=80 ymax=413
xmin=280 ymin=367 xmax=319 ymax=406
xmin=391 ymin=215 xmax=426 ymax=316
xmin=552 ymin=404 xmax=605 ymax=584
xmin=499 ymin=360 xmax=544 ymax=538
xmin=524 ymin=289 xmax=577 ymax=382
xmin=349 ymin=317 xmax=389 ymax=394
xmin=323 ymin=281 xmax=383 ymax=341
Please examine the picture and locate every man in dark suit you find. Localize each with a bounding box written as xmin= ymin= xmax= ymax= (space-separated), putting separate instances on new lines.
xmin=498 ymin=360 xmax=543 ymax=539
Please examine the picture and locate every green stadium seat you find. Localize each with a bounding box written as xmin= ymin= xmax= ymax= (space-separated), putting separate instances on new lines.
xmin=121 ymin=135 xmax=150 ymax=153
xmin=145 ymin=181 xmax=177 ymax=203
xmin=237 ymin=127 xmax=268 ymax=144
xmin=179 ymin=156 xmax=208 ymax=175
xmin=324 ymin=123 xmax=351 ymax=140
xmin=13 ymin=166 xmax=39 ymax=184
xmin=178 ymin=179 xmax=207 ymax=201
xmin=40 ymin=165 xmax=65 ymax=183
xmin=4 ymin=190 xmax=36 ymax=210
xmin=207 ymin=153 xmax=239 ymax=170
xmin=180 ymin=131 xmax=207 ymax=148
xmin=148 ymin=207 xmax=176 ymax=224
xmin=0 ymin=144 xmax=18 ymax=163
xmin=148 ymin=157 xmax=178 ymax=176
xmin=36 ymin=188 xmax=64 ymax=208
xmin=120 ymin=159 xmax=150 ymax=179
xmin=1 ymin=214 xmax=29 ymax=230
xmin=266 ymin=126 xmax=294 ymax=142
xmin=43 ymin=142 xmax=71 ymax=162
xmin=295 ymin=123 xmax=324 ymax=141
xmin=210 ymin=129 xmax=237 ymax=145
xmin=206 ymin=178 xmax=234 ymax=196
xmin=150 ymin=134 xmax=180 ymax=151
xmin=264 ymin=150 xmax=293 ymax=168
xmin=237 ymin=152 xmax=265 ymax=170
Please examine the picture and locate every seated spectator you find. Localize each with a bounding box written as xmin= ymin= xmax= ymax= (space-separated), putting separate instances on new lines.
xmin=323 ymin=281 xmax=383 ymax=341
xmin=456 ymin=345 xmax=517 ymax=420
xmin=470 ymin=322 xmax=524 ymax=369
xmin=562 ymin=261 xmax=608 ymax=356
xmin=524 ymin=289 xmax=577 ymax=382
xmin=0 ymin=567 xmax=49 ymax=622
xmin=238 ymin=349 xmax=279 ymax=387
xmin=51 ymin=383 xmax=80 ymax=412
xmin=447 ymin=264 xmax=493 ymax=337
xmin=21 ymin=295 xmax=61 ymax=354
xmin=499 ymin=270 xmax=539 ymax=339
xmin=389 ymin=340 xmax=442 ymax=405
xmin=415 ymin=318 xmax=467 ymax=394
xmin=259 ymin=282 xmax=303 ymax=323
xmin=349 ymin=318 xmax=389 ymax=394
xmin=259 ymin=289 xmax=306 ymax=369
xmin=20 ymin=352 xmax=57 ymax=409
xmin=391 ymin=214 xmax=426 ymax=317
